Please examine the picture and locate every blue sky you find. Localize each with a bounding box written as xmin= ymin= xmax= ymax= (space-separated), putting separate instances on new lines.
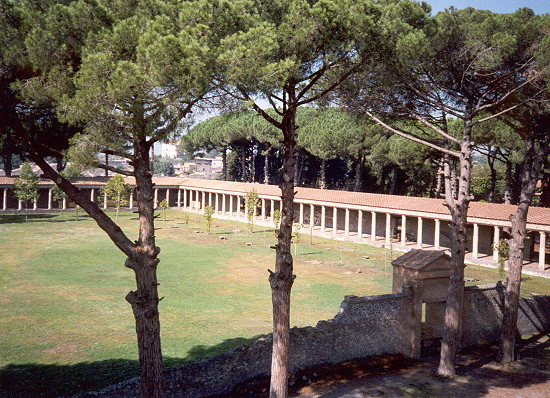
xmin=428 ymin=0 xmax=549 ymax=14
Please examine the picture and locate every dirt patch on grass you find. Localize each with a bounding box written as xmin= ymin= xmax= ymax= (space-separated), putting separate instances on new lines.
xmin=213 ymin=335 xmax=550 ymax=398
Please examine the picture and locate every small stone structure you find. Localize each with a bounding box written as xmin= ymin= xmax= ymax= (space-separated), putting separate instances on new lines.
xmin=391 ymin=250 xmax=452 ymax=358
xmin=74 ymin=251 xmax=550 ymax=398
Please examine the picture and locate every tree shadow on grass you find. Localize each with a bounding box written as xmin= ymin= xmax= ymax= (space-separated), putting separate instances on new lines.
xmin=0 ymin=335 xmax=265 ymax=398
xmin=0 ymin=214 xmax=84 ymax=224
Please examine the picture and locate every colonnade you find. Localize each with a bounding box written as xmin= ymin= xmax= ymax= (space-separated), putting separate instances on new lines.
xmin=1 ymin=183 xmax=548 ymax=271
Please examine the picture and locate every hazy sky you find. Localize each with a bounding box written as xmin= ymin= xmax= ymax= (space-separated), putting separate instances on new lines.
xmin=428 ymin=0 xmax=549 ymax=14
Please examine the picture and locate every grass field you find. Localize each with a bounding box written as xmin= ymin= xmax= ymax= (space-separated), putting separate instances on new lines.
xmin=1 ymin=209 xmax=549 ymax=397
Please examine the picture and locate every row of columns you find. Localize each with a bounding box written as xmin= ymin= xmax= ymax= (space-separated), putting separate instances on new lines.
xmin=2 ymin=186 xmax=548 ymax=269
xmin=2 ymin=187 xmax=111 ymax=211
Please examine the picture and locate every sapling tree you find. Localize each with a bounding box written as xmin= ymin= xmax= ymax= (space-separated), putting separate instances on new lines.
xmin=204 ymin=205 xmax=214 ymax=232
xmin=244 ymin=189 xmax=261 ymax=232
xmin=158 ymin=199 xmax=169 ymax=224
xmin=102 ymin=175 xmax=131 ymax=221
xmin=13 ymin=162 xmax=39 ymax=222
xmin=292 ymin=222 xmax=301 ymax=256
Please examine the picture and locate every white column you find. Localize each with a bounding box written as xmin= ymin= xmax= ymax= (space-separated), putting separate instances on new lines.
xmin=222 ymin=194 xmax=226 ymax=215
xmin=153 ymin=189 xmax=158 ymax=209
xmin=262 ymin=198 xmax=266 ymax=219
xmin=299 ymin=203 xmax=304 ymax=225
xmin=90 ymin=188 xmax=95 ymax=202
xmin=417 ymin=217 xmax=423 ymax=249
xmin=48 ymin=188 xmax=53 ymax=210
xmin=371 ymin=212 xmax=377 ymax=242
xmin=33 ymin=198 xmax=38 ymax=210
xmin=345 ymin=209 xmax=350 ymax=235
xmin=385 ymin=213 xmax=391 ymax=244
xmin=166 ymin=189 xmax=170 ymax=207
xmin=434 ymin=219 xmax=440 ymax=250
xmin=401 ymin=215 xmax=407 ymax=246
xmin=18 ymin=200 xmax=22 ymax=210
xmin=229 ymin=195 xmax=234 ymax=218
xmin=215 ymin=193 xmax=219 ymax=213
xmin=129 ymin=190 xmax=133 ymax=209
xmin=493 ymin=226 xmax=500 ymax=261
xmin=539 ymin=232 xmax=547 ymax=270
xmin=237 ymin=196 xmax=241 ymax=217
xmin=201 ymin=191 xmax=206 ymax=211
xmin=472 ymin=223 xmax=479 ymax=259
xmin=183 ymin=189 xmax=187 ymax=209
xmin=63 ymin=198 xmax=67 ymax=210
xmin=333 ymin=207 xmax=338 ymax=233
xmin=271 ymin=199 xmax=275 ymax=219
xmin=321 ymin=206 xmax=326 ymax=232
xmin=310 ymin=204 xmax=314 ymax=229
xmin=103 ymin=192 xmax=108 ymax=209
xmin=177 ymin=189 xmax=181 ymax=207
xmin=3 ymin=189 xmax=7 ymax=210
xmin=358 ymin=210 xmax=363 ymax=238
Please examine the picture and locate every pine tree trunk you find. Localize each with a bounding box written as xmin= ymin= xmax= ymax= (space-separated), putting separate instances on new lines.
xmin=3 ymin=155 xmax=13 ymax=177
xmin=269 ymin=88 xmax=297 ymax=398
xmin=435 ymin=160 xmax=443 ymax=198
xmin=127 ymin=154 xmax=164 ymax=398
xmin=499 ymin=136 xmax=547 ymax=363
xmin=354 ymin=155 xmax=363 ymax=192
xmin=241 ymin=146 xmax=247 ymax=182
xmin=264 ymin=147 xmax=271 ymax=185
xmin=320 ymin=158 xmax=327 ymax=189
xmin=504 ymin=160 xmax=513 ymax=204
xmin=487 ymin=150 xmax=497 ymax=202
xmin=389 ymin=167 xmax=398 ymax=195
xmin=437 ymin=123 xmax=472 ymax=378
xmin=222 ymin=146 xmax=227 ymax=181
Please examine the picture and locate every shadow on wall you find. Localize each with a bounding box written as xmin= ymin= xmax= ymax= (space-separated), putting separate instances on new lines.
xmin=0 ymin=336 xmax=262 ymax=398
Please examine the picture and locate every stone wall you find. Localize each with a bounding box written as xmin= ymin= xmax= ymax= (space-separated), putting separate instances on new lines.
xmin=73 ymin=286 xmax=550 ymax=398
xmin=462 ymin=283 xmax=550 ymax=346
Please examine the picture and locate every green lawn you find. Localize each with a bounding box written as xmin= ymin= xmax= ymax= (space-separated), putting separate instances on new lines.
xmin=0 ymin=210 xmax=548 ymax=397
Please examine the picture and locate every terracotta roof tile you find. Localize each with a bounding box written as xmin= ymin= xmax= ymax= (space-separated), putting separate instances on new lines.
xmin=1 ymin=176 xmax=549 ymax=227
xmin=391 ymin=249 xmax=450 ymax=270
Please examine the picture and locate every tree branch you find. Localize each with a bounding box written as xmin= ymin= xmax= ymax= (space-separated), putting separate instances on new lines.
xmin=31 ymin=155 xmax=137 ymax=258
xmin=95 ymin=163 xmax=135 ymax=176
xmin=362 ymin=110 xmax=461 ymax=158
xmin=410 ymin=112 xmax=460 ymax=144
xmin=238 ymin=87 xmax=283 ymax=130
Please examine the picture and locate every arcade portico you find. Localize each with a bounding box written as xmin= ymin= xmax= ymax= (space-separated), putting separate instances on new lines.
xmin=1 ymin=176 xmax=548 ymax=276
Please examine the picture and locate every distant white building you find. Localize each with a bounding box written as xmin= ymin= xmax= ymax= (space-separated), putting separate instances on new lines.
xmin=154 ymin=141 xmax=179 ymax=158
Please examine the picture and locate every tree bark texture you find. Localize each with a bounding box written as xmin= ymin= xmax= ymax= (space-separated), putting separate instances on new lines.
xmin=354 ymin=155 xmax=363 ymax=192
xmin=504 ymin=161 xmax=513 ymax=204
xmin=320 ymin=158 xmax=327 ymax=189
xmin=128 ymin=146 xmax=164 ymax=397
xmin=499 ymin=136 xmax=548 ymax=363
xmin=437 ymin=127 xmax=472 ymax=377
xmin=222 ymin=145 xmax=227 ymax=181
xmin=269 ymin=88 xmax=297 ymax=398
xmin=264 ymin=147 xmax=271 ymax=185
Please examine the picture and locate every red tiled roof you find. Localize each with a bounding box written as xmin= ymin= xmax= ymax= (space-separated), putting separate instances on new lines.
xmin=1 ymin=176 xmax=549 ymax=227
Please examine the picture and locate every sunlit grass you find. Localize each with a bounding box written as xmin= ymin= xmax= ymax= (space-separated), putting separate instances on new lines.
xmin=0 ymin=209 xmax=547 ymax=397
